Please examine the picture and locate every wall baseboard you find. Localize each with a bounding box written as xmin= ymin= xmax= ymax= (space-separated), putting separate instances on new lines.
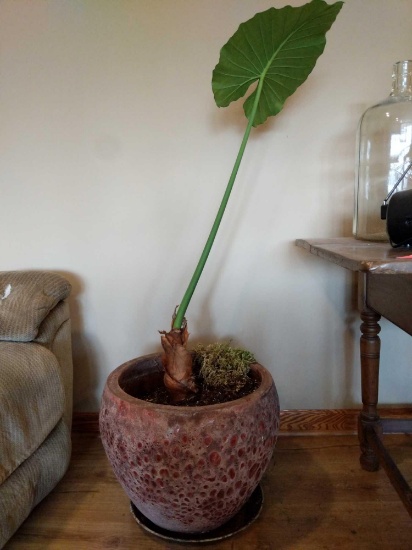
xmin=72 ymin=407 xmax=412 ymax=436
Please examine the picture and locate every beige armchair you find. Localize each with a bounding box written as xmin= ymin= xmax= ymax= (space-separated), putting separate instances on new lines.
xmin=0 ymin=271 xmax=73 ymax=548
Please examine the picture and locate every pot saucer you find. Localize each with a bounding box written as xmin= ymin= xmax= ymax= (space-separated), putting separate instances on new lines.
xmin=130 ymin=484 xmax=263 ymax=543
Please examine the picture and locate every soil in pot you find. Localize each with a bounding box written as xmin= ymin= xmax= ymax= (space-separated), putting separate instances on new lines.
xmin=132 ymin=358 xmax=260 ymax=407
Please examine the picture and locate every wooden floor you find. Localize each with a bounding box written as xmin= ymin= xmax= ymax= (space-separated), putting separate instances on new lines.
xmin=5 ymin=432 xmax=412 ymax=550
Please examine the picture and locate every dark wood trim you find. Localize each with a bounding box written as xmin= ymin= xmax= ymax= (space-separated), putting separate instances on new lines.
xmin=72 ymin=408 xmax=412 ymax=435
xmin=72 ymin=412 xmax=100 ymax=433
xmin=280 ymin=409 xmax=358 ymax=434
xmin=280 ymin=408 xmax=412 ymax=435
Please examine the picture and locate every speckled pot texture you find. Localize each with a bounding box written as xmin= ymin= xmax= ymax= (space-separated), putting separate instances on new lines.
xmin=99 ymin=354 xmax=279 ymax=534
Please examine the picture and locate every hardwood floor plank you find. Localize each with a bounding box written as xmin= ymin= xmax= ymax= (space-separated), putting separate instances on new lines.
xmin=5 ymin=432 xmax=412 ymax=549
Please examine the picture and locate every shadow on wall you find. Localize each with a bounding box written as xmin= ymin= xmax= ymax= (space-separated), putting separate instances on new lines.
xmin=288 ymin=243 xmax=359 ymax=408
xmin=59 ymin=271 xmax=101 ymax=412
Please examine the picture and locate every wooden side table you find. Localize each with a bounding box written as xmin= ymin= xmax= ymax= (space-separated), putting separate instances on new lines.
xmin=296 ymin=237 xmax=412 ymax=517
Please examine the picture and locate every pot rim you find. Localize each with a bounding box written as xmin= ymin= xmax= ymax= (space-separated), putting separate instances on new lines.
xmin=104 ymin=353 xmax=274 ymax=412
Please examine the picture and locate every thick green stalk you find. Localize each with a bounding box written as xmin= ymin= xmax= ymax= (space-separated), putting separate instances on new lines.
xmin=172 ymin=78 xmax=265 ymax=329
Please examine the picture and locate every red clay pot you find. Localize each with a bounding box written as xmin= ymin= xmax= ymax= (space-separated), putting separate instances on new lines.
xmin=99 ymin=353 xmax=279 ymax=534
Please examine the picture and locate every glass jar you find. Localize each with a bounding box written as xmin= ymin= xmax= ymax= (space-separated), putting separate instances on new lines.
xmin=353 ymin=60 xmax=412 ymax=241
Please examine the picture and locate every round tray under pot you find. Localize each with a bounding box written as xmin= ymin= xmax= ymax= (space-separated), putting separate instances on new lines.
xmin=130 ymin=484 xmax=263 ymax=543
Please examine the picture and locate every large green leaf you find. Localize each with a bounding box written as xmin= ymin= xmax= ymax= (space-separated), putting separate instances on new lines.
xmin=212 ymin=0 xmax=343 ymax=127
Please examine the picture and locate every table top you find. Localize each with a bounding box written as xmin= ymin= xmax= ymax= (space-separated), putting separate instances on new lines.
xmin=296 ymin=237 xmax=412 ymax=273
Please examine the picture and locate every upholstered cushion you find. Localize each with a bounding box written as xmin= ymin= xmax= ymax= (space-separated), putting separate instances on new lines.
xmin=0 ymin=342 xmax=65 ymax=485
xmin=0 ymin=419 xmax=71 ymax=548
xmin=35 ymin=300 xmax=73 ymax=428
xmin=0 ymin=271 xmax=71 ymax=342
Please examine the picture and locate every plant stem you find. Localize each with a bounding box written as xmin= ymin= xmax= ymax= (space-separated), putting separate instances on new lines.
xmin=172 ymin=78 xmax=265 ymax=330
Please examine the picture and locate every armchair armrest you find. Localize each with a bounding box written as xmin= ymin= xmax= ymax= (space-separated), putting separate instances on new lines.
xmin=0 ymin=271 xmax=71 ymax=342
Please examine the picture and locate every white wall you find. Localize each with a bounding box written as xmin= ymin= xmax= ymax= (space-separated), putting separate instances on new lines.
xmin=1 ymin=0 xmax=412 ymax=411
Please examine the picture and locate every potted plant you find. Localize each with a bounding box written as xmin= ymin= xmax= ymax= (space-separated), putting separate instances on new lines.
xmin=100 ymin=0 xmax=342 ymax=539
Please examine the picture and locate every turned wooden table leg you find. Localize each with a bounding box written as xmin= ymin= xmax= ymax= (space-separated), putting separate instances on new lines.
xmin=357 ymin=273 xmax=382 ymax=472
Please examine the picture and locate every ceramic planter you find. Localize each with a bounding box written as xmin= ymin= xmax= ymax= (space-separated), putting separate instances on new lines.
xmin=99 ymin=353 xmax=279 ymax=534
